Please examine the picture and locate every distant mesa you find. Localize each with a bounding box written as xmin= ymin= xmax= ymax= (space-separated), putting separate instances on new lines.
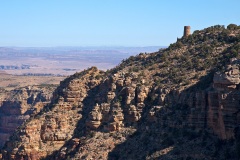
xmin=0 ymin=65 xmax=31 ymax=70
xmin=183 ymin=26 xmax=191 ymax=37
xmin=63 ymin=68 xmax=77 ymax=71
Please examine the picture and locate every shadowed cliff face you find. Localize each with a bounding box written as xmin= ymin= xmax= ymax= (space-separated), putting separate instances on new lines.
xmin=0 ymin=86 xmax=55 ymax=149
xmin=1 ymin=25 xmax=240 ymax=160
xmin=3 ymin=64 xmax=240 ymax=160
xmin=107 ymin=64 xmax=240 ymax=160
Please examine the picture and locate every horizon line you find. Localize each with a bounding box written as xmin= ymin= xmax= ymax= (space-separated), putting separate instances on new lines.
xmin=0 ymin=45 xmax=167 ymax=48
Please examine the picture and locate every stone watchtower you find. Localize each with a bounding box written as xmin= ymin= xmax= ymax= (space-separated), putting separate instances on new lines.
xmin=183 ymin=26 xmax=191 ymax=37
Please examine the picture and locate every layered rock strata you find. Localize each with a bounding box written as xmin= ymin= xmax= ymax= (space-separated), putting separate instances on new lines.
xmin=0 ymin=86 xmax=54 ymax=148
xmin=2 ymin=25 xmax=240 ymax=159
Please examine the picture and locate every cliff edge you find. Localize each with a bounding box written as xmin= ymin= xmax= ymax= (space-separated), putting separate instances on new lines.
xmin=2 ymin=24 xmax=240 ymax=160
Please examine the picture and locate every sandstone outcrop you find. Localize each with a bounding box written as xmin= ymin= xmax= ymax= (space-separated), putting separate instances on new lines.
xmin=3 ymin=63 xmax=240 ymax=159
xmin=208 ymin=60 xmax=240 ymax=139
xmin=0 ymin=86 xmax=55 ymax=148
xmin=2 ymin=68 xmax=105 ymax=159
xmin=2 ymin=25 xmax=240 ymax=159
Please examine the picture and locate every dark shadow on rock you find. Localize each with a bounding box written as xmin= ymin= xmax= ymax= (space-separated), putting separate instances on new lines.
xmin=43 ymin=70 xmax=239 ymax=159
xmin=108 ymin=71 xmax=239 ymax=160
xmin=43 ymin=81 xmax=105 ymax=159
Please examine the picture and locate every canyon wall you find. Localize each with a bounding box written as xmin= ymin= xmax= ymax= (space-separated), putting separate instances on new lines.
xmin=0 ymin=86 xmax=55 ymax=148
xmin=2 ymin=63 xmax=240 ymax=159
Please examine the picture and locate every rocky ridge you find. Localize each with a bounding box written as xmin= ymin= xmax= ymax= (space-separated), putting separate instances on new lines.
xmin=2 ymin=24 xmax=240 ymax=159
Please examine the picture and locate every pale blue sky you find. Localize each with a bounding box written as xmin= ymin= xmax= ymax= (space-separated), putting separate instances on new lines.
xmin=0 ymin=0 xmax=239 ymax=47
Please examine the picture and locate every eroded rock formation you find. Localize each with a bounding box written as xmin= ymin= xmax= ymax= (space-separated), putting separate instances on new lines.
xmin=3 ymin=62 xmax=240 ymax=159
xmin=0 ymin=86 xmax=54 ymax=148
xmin=1 ymin=25 xmax=240 ymax=159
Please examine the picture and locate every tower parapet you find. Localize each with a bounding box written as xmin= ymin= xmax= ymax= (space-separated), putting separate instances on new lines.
xmin=183 ymin=26 xmax=191 ymax=37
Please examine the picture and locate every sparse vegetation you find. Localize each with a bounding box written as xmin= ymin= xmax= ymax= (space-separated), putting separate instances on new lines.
xmin=2 ymin=24 xmax=240 ymax=160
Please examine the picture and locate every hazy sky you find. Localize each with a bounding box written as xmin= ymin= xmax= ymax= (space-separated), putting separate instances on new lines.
xmin=0 ymin=0 xmax=239 ymax=47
